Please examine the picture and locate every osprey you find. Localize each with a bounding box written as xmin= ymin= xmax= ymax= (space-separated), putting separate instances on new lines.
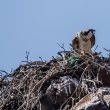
xmin=72 ymin=29 xmax=96 ymax=54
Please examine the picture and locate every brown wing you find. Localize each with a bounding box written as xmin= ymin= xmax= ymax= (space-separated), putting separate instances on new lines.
xmin=72 ymin=37 xmax=79 ymax=50
xmin=90 ymin=35 xmax=95 ymax=47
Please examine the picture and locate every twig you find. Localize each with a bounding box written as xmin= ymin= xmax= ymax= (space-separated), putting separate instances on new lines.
xmin=22 ymin=51 xmax=30 ymax=63
xmin=0 ymin=70 xmax=8 ymax=75
xmin=103 ymin=47 xmax=110 ymax=52
xmin=39 ymin=57 xmax=43 ymax=62
xmin=57 ymin=43 xmax=66 ymax=51
xmin=94 ymin=45 xmax=98 ymax=52
xmin=60 ymin=65 xmax=89 ymax=110
xmin=98 ymin=94 xmax=109 ymax=110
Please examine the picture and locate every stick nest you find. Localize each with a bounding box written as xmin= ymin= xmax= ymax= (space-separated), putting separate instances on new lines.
xmin=1 ymin=51 xmax=110 ymax=110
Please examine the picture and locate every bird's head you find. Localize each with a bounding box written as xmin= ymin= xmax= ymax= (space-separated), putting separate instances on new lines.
xmin=80 ymin=29 xmax=95 ymax=40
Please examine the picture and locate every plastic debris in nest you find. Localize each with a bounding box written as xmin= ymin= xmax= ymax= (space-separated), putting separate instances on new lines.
xmin=68 ymin=53 xmax=81 ymax=66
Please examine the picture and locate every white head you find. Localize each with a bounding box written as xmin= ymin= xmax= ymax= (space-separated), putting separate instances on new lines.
xmin=80 ymin=29 xmax=95 ymax=40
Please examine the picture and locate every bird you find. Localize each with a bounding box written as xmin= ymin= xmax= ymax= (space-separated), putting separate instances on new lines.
xmin=72 ymin=29 xmax=96 ymax=54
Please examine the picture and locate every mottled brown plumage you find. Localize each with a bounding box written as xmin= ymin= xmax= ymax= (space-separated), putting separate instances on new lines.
xmin=72 ymin=29 xmax=95 ymax=54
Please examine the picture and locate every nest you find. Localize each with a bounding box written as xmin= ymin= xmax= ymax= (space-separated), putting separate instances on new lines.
xmin=1 ymin=51 xmax=110 ymax=110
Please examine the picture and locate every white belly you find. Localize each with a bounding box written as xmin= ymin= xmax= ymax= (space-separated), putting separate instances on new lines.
xmin=77 ymin=33 xmax=92 ymax=53
xmin=78 ymin=37 xmax=91 ymax=53
xmin=82 ymin=40 xmax=91 ymax=52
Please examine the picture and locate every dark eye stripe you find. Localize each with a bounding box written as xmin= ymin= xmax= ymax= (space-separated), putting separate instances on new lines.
xmin=83 ymin=32 xmax=88 ymax=35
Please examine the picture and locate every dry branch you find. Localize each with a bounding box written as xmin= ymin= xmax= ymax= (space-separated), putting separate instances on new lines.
xmin=1 ymin=51 xmax=110 ymax=110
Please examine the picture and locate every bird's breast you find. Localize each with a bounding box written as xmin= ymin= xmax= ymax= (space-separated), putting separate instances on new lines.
xmin=82 ymin=40 xmax=91 ymax=52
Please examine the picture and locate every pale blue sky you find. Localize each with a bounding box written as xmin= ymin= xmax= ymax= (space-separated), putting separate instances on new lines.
xmin=0 ymin=0 xmax=110 ymax=72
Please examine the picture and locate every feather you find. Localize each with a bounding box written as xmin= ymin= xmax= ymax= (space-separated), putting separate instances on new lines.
xmin=72 ymin=37 xmax=79 ymax=50
xmin=90 ymin=34 xmax=95 ymax=47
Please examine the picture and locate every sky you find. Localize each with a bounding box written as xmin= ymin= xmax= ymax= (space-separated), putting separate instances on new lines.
xmin=0 ymin=0 xmax=110 ymax=72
